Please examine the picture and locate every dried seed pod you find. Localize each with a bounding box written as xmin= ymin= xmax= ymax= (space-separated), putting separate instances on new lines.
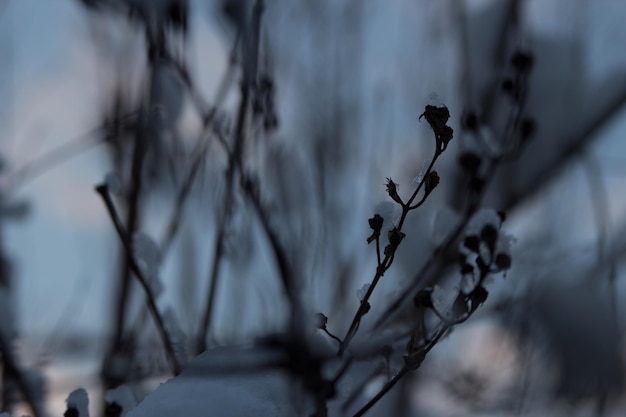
xmin=386 ymin=178 xmax=404 ymax=205
xmin=424 ymin=171 xmax=440 ymax=196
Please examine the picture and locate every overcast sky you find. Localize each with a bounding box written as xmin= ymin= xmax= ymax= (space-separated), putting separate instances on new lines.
xmin=1 ymin=0 xmax=626 ymax=360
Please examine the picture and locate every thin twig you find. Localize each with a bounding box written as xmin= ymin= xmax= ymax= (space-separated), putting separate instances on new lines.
xmin=107 ymin=103 xmax=149 ymax=384
xmin=322 ymin=328 xmax=342 ymax=345
xmin=351 ymin=367 xmax=409 ymax=417
xmin=158 ymin=35 xmax=240 ymax=261
xmin=503 ymin=88 xmax=626 ymax=213
xmin=244 ymin=176 xmax=300 ymax=321
xmin=196 ymin=0 xmax=268 ymax=347
xmin=352 ymin=300 xmax=479 ymax=417
xmin=96 ymin=184 xmax=181 ymax=375
xmin=196 ymin=41 xmax=254 ymax=351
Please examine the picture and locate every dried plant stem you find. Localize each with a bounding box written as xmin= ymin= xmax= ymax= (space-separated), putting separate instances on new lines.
xmin=503 ymin=88 xmax=626 ymax=213
xmin=159 ymin=36 xmax=240 ymax=262
xmin=351 ymin=367 xmax=409 ymax=417
xmin=372 ymin=160 xmax=493 ymax=330
xmin=338 ymin=150 xmax=442 ymax=356
xmin=195 ymin=146 xmax=239 ymax=354
xmin=352 ymin=303 xmax=479 ymax=417
xmin=374 ymin=68 xmax=527 ymax=330
xmin=96 ymin=184 xmax=181 ymax=375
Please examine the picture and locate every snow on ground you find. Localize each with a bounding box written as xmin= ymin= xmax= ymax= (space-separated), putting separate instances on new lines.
xmin=126 ymin=352 xmax=302 ymax=417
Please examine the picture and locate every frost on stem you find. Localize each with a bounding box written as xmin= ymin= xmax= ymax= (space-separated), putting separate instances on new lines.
xmin=357 ymin=283 xmax=370 ymax=302
xmin=412 ymin=159 xmax=431 ymax=184
xmin=356 ymin=284 xmax=372 ymax=315
xmin=374 ymin=201 xmax=402 ymax=229
xmin=431 ymin=285 xmax=459 ymax=319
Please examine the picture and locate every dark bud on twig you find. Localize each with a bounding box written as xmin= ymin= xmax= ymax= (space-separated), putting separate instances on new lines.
xmin=501 ymin=78 xmax=515 ymax=94
xmin=419 ymin=105 xmax=454 ymax=152
xmin=167 ymin=1 xmax=188 ymax=34
xmin=438 ymin=125 xmax=454 ymax=151
xmin=453 ymin=291 xmax=469 ymax=316
xmin=361 ymin=300 xmax=371 ymax=315
xmin=367 ymin=214 xmax=384 ymax=244
xmin=470 ymin=286 xmax=489 ymax=309
xmin=470 ymin=285 xmax=489 ymax=310
xmin=520 ymin=117 xmax=536 ymax=141
xmin=459 ymin=152 xmax=482 ymax=174
xmin=419 ymin=105 xmax=450 ymax=130
xmin=459 ymin=253 xmax=475 ymax=278
xmin=480 ymin=224 xmax=498 ymax=253
xmin=511 ymin=49 xmax=534 ymax=74
xmin=64 ymin=408 xmax=79 ymax=417
xmin=463 ymin=235 xmax=480 ymax=253
xmin=384 ymin=227 xmax=406 ymax=256
xmin=495 ymin=253 xmax=512 ymax=270
xmin=462 ymin=110 xmax=479 ymax=132
xmin=386 ymin=177 xmax=404 ymax=205
xmin=105 ymin=402 xmax=123 ymax=417
xmin=461 ymin=263 xmax=474 ymax=275
xmin=315 ymin=313 xmax=328 ymax=329
xmin=368 ymin=214 xmax=384 ymax=230
xmin=476 ymin=255 xmax=489 ymax=274
xmin=424 ymin=171 xmax=440 ymax=196
xmin=413 ymin=288 xmax=434 ymax=309
xmin=388 ymin=227 xmax=406 ymax=248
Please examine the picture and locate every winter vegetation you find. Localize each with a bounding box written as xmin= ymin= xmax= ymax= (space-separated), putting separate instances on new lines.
xmin=1 ymin=0 xmax=626 ymax=416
